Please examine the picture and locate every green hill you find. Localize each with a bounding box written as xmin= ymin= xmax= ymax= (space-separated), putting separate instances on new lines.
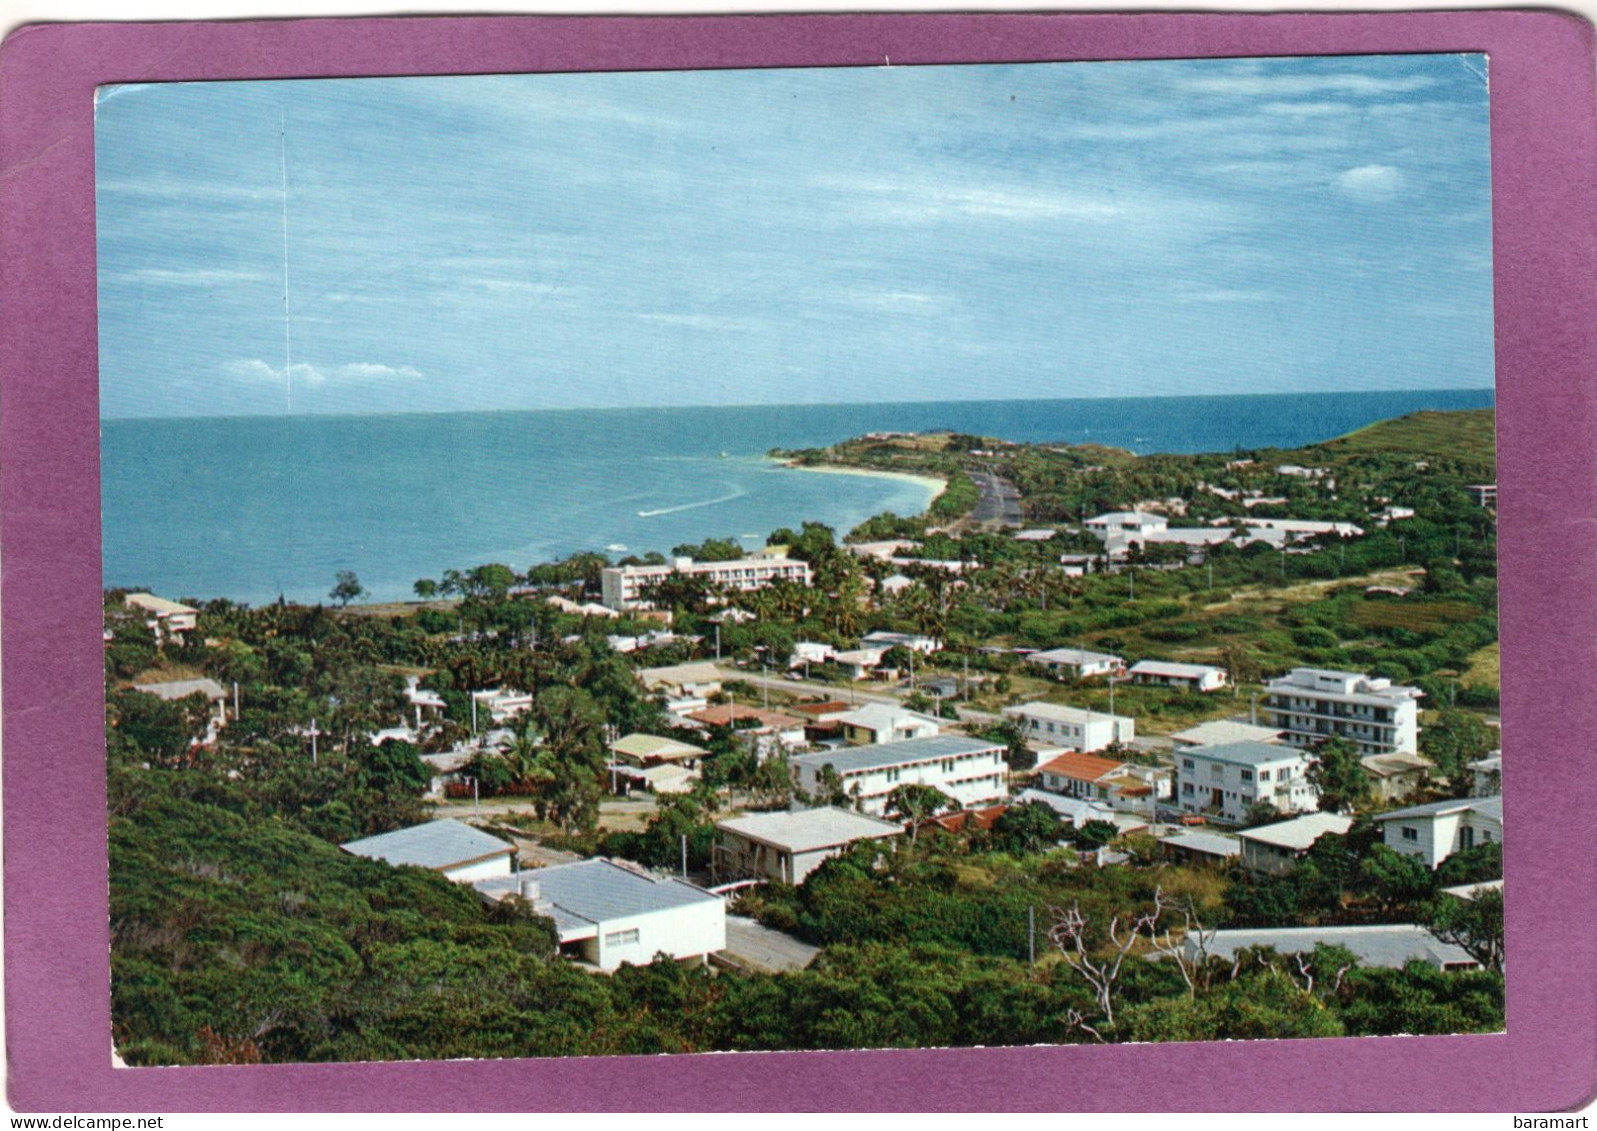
xmin=1311 ymin=409 xmax=1497 ymax=467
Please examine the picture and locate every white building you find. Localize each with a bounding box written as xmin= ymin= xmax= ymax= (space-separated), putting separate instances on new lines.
xmin=832 ymin=647 xmax=889 ymax=681
xmin=341 ymin=818 xmax=516 ymax=883
xmin=1374 ymin=795 xmax=1503 ymax=869
xmin=715 ymin=807 xmax=903 ymax=884
xmin=1084 ymin=511 xmax=1168 ymax=537
xmin=1127 ymin=660 xmax=1228 ymax=693
xmin=1191 ymin=925 xmax=1479 ymax=971
xmin=1174 ymin=741 xmax=1318 ymax=825
xmin=1024 ymin=647 xmax=1125 ymax=680
xmin=600 ymin=556 xmax=812 ymax=610
xmin=471 ymin=687 xmax=534 ymax=724
xmin=836 ymin=702 xmax=943 ymax=746
xmin=1263 ymin=667 xmax=1423 ymax=755
xmin=1002 ymin=701 xmax=1133 ymax=752
xmin=1217 ymin=517 xmax=1363 ymax=539
xmin=124 ymin=592 xmax=198 ymax=644
xmin=1237 ymin=812 xmax=1354 ymax=875
xmin=860 ymin=630 xmax=941 ymax=655
xmin=638 ymin=661 xmax=724 ymax=699
xmin=791 ymin=641 xmax=837 ymax=667
xmin=475 ymin=859 xmax=725 ymax=971
xmin=790 ymin=735 xmax=1008 ymax=816
xmin=132 ymin=677 xmax=230 ymax=739
xmin=1469 ymin=750 xmax=1503 ymax=797
xmin=1169 ymin=720 xmax=1284 ymax=748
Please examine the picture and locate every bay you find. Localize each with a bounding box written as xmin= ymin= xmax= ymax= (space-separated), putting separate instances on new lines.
xmin=100 ymin=388 xmax=1494 ymax=605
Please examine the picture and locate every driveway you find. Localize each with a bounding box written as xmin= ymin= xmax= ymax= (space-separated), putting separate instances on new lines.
xmin=721 ymin=915 xmax=820 ymax=972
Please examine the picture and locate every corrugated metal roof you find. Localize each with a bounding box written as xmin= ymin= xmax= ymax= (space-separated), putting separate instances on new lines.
xmin=717 ymin=807 xmax=903 ymax=853
xmin=611 ymin=733 xmax=707 ymax=760
xmin=133 ymin=678 xmax=226 ymax=702
xmin=1161 ymin=831 xmax=1241 ymax=857
xmin=1374 ymin=794 xmax=1502 ymax=823
xmin=1194 ymin=925 xmax=1477 ymax=969
xmin=1237 ymin=812 xmax=1353 ymax=851
xmin=1183 ymin=741 xmax=1304 ymax=768
xmin=1129 ymin=660 xmax=1225 ymax=679
xmin=475 ymin=858 xmax=720 ymax=936
xmin=342 ymin=818 xmax=513 ymax=871
xmin=790 ymin=734 xmax=1003 ymax=774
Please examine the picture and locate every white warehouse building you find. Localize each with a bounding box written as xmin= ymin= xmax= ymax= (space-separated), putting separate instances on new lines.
xmin=790 ymin=734 xmax=1008 ymax=816
xmin=1263 ymin=667 xmax=1423 ymax=756
xmin=1002 ymin=701 xmax=1134 ymax=752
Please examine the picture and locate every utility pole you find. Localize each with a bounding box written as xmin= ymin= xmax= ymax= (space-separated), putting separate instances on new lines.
xmin=714 ymin=623 xmax=721 ymax=660
xmin=473 ymin=777 xmax=480 ymax=819
xmin=681 ymin=834 xmax=688 ymax=878
xmin=1028 ymin=905 xmax=1036 ymax=969
xmin=471 ymin=694 xmax=478 ymax=735
xmin=309 ymin=717 xmax=319 ymax=765
xmin=1249 ymin=692 xmax=1258 ymax=726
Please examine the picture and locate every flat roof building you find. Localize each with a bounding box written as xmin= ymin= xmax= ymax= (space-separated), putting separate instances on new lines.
xmin=1237 ymin=812 xmax=1354 ymax=875
xmin=715 ymin=807 xmax=903 ymax=884
xmin=342 ymin=818 xmax=516 ymax=883
xmin=1263 ymin=667 xmax=1423 ymax=756
xmin=601 ymin=556 xmax=812 ymax=611
xmin=791 ymin=734 xmax=1007 ymax=816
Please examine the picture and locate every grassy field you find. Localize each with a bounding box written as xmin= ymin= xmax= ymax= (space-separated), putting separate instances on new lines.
xmin=1312 ymin=409 xmax=1497 ymax=467
xmin=1464 ymin=641 xmax=1500 ymax=689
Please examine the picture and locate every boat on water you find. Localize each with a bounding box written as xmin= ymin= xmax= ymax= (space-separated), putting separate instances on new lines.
xmin=605 ymin=543 xmax=628 ymax=552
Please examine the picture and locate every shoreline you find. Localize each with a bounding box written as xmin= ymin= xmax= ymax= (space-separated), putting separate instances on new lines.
xmin=780 ymin=460 xmax=948 ymax=500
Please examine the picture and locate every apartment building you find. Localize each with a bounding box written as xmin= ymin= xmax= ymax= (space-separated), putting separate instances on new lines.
xmin=1263 ymin=667 xmax=1423 ymax=755
xmin=1002 ymin=701 xmax=1133 ymax=752
xmin=600 ymin=556 xmax=812 ymax=610
xmin=790 ymin=735 xmax=1007 ymax=816
xmin=1174 ymin=740 xmax=1319 ymax=825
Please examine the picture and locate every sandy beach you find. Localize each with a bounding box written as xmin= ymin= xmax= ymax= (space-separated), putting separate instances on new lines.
xmin=781 ymin=460 xmax=947 ymax=501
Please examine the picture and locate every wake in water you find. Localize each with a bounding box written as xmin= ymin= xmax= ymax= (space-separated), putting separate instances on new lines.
xmin=637 ymin=485 xmax=747 ymax=518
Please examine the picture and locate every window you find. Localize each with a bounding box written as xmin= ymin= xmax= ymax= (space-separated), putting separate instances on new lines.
xmin=604 ymin=928 xmax=640 ymax=947
xmin=1258 ymin=770 xmax=1270 ymax=782
xmin=1401 ymin=826 xmax=1419 ymax=842
xmin=1240 ymin=770 xmax=1253 ymax=782
xmin=1181 ymin=783 xmax=1194 ymax=795
xmin=1182 ymin=758 xmax=1195 ymax=770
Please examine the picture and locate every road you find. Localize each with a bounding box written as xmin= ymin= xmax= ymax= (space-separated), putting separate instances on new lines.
xmin=968 ymin=470 xmax=1024 ymax=527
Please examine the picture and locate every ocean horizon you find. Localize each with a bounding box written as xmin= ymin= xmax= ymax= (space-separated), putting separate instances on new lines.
xmin=101 ymin=387 xmax=1495 ymax=606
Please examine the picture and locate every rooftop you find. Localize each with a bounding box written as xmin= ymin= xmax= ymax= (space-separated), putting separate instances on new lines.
xmin=1128 ymin=660 xmax=1226 ymax=679
xmin=1195 ymin=924 xmax=1477 ymax=969
xmin=1036 ymin=750 xmax=1130 ymax=784
xmin=837 ymin=702 xmax=942 ymax=731
xmin=716 ymin=807 xmax=904 ymax=853
xmin=791 ymin=734 xmax=1003 ymax=775
xmin=1004 ymin=701 xmax=1131 ymax=726
xmin=132 ymin=677 xmax=227 ymax=702
xmin=1375 ymin=794 xmax=1503 ymax=824
xmin=125 ymin=592 xmax=198 ymax=616
xmin=1170 ymin=720 xmax=1284 ymax=747
xmin=1160 ymin=831 xmax=1241 ymax=857
xmin=474 ymin=858 xmax=720 ymax=938
xmin=687 ymin=704 xmax=805 ymax=730
xmin=1027 ymin=647 xmax=1124 ymax=666
xmin=1237 ymin=812 xmax=1354 ymax=851
xmin=638 ymin=662 xmax=724 ymax=687
xmin=611 ymin=733 xmax=707 ymax=761
xmin=342 ymin=818 xmax=514 ymax=871
xmin=1182 ymin=740 xmax=1306 ymax=768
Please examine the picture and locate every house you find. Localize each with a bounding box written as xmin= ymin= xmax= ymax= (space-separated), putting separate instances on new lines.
xmin=403 ymin=676 xmax=447 ymax=730
xmin=612 ymin=762 xmax=701 ymax=795
xmin=1033 ymin=750 xmax=1169 ymax=811
xmin=132 ymin=677 xmax=229 ymax=740
xmin=1084 ymin=511 xmax=1169 ymax=537
xmin=914 ymin=804 xmax=1010 ymax=838
xmin=1174 ymin=741 xmax=1318 ymax=824
xmin=1024 ymin=648 xmax=1125 ymax=680
xmin=877 ymin=574 xmax=915 ymax=597
xmin=419 ymin=749 xmax=473 ymax=799
xmin=638 ymin=661 xmax=724 ymax=699
xmin=921 ymin=676 xmax=960 ymax=700
xmin=1012 ymin=788 xmax=1148 ymax=836
xmin=600 ymin=556 xmax=812 ymax=611
xmin=1169 ymin=720 xmax=1284 ymax=749
xmin=1189 ymin=925 xmax=1479 ymax=971
xmin=860 ymin=630 xmax=941 ymax=655
xmin=1469 ymin=750 xmax=1502 ymax=796
xmin=1466 ymin=484 xmax=1497 ymax=507
xmin=714 ymin=807 xmax=903 ymax=884
xmin=1263 ymin=667 xmax=1423 ymax=755
xmin=790 ymin=641 xmax=837 ymax=667
xmin=1375 ymin=505 xmax=1416 ymax=525
xmin=124 ymin=592 xmax=199 ymax=644
xmin=1159 ymin=830 xmax=1241 ymax=867
xmin=610 ymin=733 xmax=707 ymax=768
xmin=1374 ymin=795 xmax=1503 ymax=869
xmin=470 ymin=687 xmax=534 ymax=724
xmin=835 ymin=702 xmax=943 ymax=746
xmin=790 ymin=735 xmax=1008 ymax=816
xmin=1013 ymin=528 xmax=1057 ymax=542
xmin=1360 ymin=751 xmax=1433 ymax=803
xmin=832 ymin=647 xmax=889 ymax=681
xmin=1058 ymin=554 xmax=1096 ymax=577
xmin=475 ymin=859 xmax=725 ymax=971
xmin=1127 ymin=660 xmax=1228 ymax=693
xmin=1003 ymin=701 xmax=1133 ymax=752
xmin=1237 ymin=812 xmax=1354 ymax=875
xmin=684 ymin=705 xmax=807 ymax=755
xmin=341 ymin=818 xmax=515 ymax=883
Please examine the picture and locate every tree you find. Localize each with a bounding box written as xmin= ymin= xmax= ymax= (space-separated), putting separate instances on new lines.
xmin=1306 ymin=737 xmax=1372 ymax=814
xmin=988 ymin=801 xmax=1062 ymax=855
xmin=329 ymin=570 xmax=365 ymax=608
xmin=982 ymin=719 xmax=1034 ymax=773
xmin=884 ymin=784 xmax=958 ymax=839
xmin=413 ymin=578 xmax=439 ymax=600
xmin=1357 ymin=843 xmax=1434 ymax=916
xmin=1423 ymin=888 xmax=1504 ymax=972
xmin=1072 ymin=820 xmax=1119 ymax=851
xmin=1421 ymin=709 xmax=1495 ymax=795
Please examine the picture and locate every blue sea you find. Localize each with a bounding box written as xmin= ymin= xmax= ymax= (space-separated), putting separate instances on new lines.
xmin=100 ymin=389 xmax=1494 ymax=605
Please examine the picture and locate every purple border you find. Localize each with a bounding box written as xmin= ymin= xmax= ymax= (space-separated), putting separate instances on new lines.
xmin=3 ymin=10 xmax=1595 ymax=1113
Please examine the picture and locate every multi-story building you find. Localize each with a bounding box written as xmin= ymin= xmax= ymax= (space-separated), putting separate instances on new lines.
xmin=1002 ymin=701 xmax=1133 ymax=752
xmin=124 ymin=592 xmax=199 ymax=644
xmin=600 ymin=556 xmax=812 ymax=611
xmin=1174 ymin=740 xmax=1318 ymax=824
xmin=790 ymin=735 xmax=1007 ymax=816
xmin=1263 ymin=667 xmax=1423 ymax=755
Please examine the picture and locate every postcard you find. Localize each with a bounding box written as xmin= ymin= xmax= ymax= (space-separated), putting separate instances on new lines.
xmin=4 ymin=10 xmax=1596 ymax=1114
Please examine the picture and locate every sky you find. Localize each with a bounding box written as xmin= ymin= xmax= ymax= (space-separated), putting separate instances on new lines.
xmin=94 ymin=54 xmax=1494 ymax=419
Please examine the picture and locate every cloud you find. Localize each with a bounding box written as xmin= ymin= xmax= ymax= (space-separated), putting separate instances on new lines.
xmin=1259 ymin=101 xmax=1354 ymax=117
xmin=223 ymin=359 xmax=423 ymax=386
xmin=97 ymin=180 xmax=279 ymax=204
xmin=1180 ymin=73 xmax=1436 ymax=98
xmin=113 ymin=268 xmax=266 ymax=287
xmin=848 ymin=291 xmax=948 ymax=314
xmin=633 ymin=313 xmax=760 ymax=331
xmin=464 ymin=279 xmax=581 ymax=298
xmin=1333 ymin=164 xmax=1407 ymax=201
xmin=1176 ymin=289 xmax=1279 ymax=304
xmin=817 ymin=176 xmax=1128 ymax=223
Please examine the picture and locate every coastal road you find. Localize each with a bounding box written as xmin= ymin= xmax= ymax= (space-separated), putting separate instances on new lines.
xmin=968 ymin=470 xmax=1024 ymax=527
